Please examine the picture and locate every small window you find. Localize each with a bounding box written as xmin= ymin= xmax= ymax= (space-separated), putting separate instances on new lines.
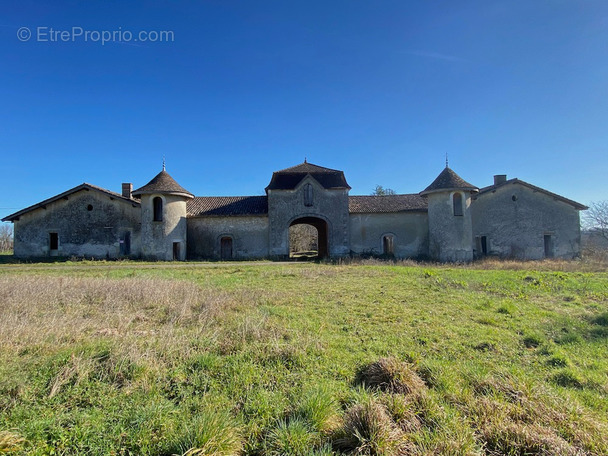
xmin=303 ymin=183 xmax=313 ymax=207
xmin=453 ymin=193 xmax=463 ymax=216
xmin=511 ymin=195 xmax=518 ymax=202
xmin=153 ymin=197 xmax=163 ymax=222
xmin=480 ymin=236 xmax=488 ymax=255
xmin=49 ymin=232 xmax=58 ymax=250
xmin=382 ymin=235 xmax=394 ymax=256
xmin=87 ymin=204 xmax=93 ymax=211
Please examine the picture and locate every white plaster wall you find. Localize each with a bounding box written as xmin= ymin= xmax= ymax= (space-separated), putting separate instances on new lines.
xmin=140 ymin=194 xmax=188 ymax=260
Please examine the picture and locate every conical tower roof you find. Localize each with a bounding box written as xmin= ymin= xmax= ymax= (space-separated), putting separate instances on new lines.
xmin=132 ymin=169 xmax=194 ymax=198
xmin=420 ymin=167 xmax=478 ymax=195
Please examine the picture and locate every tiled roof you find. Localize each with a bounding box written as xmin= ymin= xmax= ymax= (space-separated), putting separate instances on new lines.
xmin=132 ymin=170 xmax=193 ymax=198
xmin=188 ymin=196 xmax=268 ymax=216
xmin=476 ymin=178 xmax=588 ymax=210
xmin=420 ymin=167 xmax=478 ymax=195
xmin=266 ymin=161 xmax=351 ymax=191
xmin=348 ymin=194 xmax=428 ymax=213
xmin=1 ymin=183 xmax=140 ymax=222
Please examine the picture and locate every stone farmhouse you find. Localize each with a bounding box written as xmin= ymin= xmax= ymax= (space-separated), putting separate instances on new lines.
xmin=2 ymin=161 xmax=587 ymax=262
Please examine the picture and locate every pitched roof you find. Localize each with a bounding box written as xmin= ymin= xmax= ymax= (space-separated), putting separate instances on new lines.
xmin=1 ymin=183 xmax=140 ymax=222
xmin=132 ymin=170 xmax=193 ymax=198
xmin=420 ymin=167 xmax=478 ymax=195
xmin=476 ymin=178 xmax=588 ymax=210
xmin=187 ymin=196 xmax=268 ymax=216
xmin=266 ymin=161 xmax=351 ymax=191
xmin=348 ymin=194 xmax=427 ymax=213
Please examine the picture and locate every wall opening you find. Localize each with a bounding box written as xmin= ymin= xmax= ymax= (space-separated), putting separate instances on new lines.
xmin=453 ymin=192 xmax=463 ymax=216
xmin=49 ymin=232 xmax=58 ymax=251
xmin=173 ymin=241 xmax=181 ymax=261
xmin=303 ymin=183 xmax=314 ymax=207
xmin=153 ymin=197 xmax=163 ymax=222
xmin=120 ymin=231 xmax=131 ymax=255
xmin=382 ymin=235 xmax=394 ymax=256
xmin=220 ymin=236 xmax=233 ymax=260
xmin=289 ymin=217 xmax=328 ymax=259
xmin=544 ymin=234 xmax=553 ymax=258
xmin=480 ymin=236 xmax=488 ymax=255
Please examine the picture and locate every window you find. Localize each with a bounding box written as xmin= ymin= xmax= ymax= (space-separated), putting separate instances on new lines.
xmin=303 ymin=183 xmax=313 ymax=207
xmin=453 ymin=192 xmax=463 ymax=216
xmin=382 ymin=235 xmax=394 ymax=256
xmin=153 ymin=197 xmax=163 ymax=222
xmin=87 ymin=204 xmax=93 ymax=211
xmin=49 ymin=232 xmax=58 ymax=251
xmin=480 ymin=236 xmax=488 ymax=255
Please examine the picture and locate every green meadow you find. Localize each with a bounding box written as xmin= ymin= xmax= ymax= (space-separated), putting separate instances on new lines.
xmin=0 ymin=260 xmax=607 ymax=455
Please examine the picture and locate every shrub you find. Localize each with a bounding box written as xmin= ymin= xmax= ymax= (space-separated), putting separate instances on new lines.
xmin=265 ymin=418 xmax=318 ymax=456
xmin=355 ymin=357 xmax=426 ymax=395
xmin=333 ymin=400 xmax=409 ymax=455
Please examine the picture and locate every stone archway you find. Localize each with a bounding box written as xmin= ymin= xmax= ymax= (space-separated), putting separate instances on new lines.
xmin=289 ymin=216 xmax=329 ymax=258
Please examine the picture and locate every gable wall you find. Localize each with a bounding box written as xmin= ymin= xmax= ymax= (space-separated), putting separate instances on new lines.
xmin=471 ymin=183 xmax=582 ymax=259
xmin=12 ymin=190 xmax=141 ymax=258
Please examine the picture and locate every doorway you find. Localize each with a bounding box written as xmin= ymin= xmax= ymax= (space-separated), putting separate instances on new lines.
xmin=220 ymin=236 xmax=233 ymax=260
xmin=289 ymin=217 xmax=328 ymax=259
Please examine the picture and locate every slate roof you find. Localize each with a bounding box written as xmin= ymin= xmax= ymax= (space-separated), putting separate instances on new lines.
xmin=132 ymin=170 xmax=194 ymax=198
xmin=266 ymin=161 xmax=351 ymax=191
xmin=349 ymin=194 xmax=428 ymax=213
xmin=420 ymin=167 xmax=478 ymax=195
xmin=1 ymin=183 xmax=140 ymax=222
xmin=475 ymin=178 xmax=588 ymax=210
xmin=188 ymin=196 xmax=269 ymax=216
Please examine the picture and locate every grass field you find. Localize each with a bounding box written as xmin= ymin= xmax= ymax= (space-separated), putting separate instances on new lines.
xmin=0 ymin=260 xmax=607 ymax=455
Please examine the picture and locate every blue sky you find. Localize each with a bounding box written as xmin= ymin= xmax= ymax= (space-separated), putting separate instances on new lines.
xmin=1 ymin=1 xmax=607 ymax=221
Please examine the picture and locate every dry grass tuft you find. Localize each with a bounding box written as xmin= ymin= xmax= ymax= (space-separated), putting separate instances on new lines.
xmin=356 ymin=357 xmax=427 ymax=396
xmin=0 ymin=430 xmax=25 ymax=453
xmin=333 ymin=400 xmax=412 ymax=455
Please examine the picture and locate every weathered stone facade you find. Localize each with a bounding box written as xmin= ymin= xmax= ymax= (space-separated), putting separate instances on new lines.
xmin=3 ymin=162 xmax=587 ymax=262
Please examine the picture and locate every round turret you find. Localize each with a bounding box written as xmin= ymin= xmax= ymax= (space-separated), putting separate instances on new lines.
xmin=132 ymin=169 xmax=193 ymax=260
xmin=420 ymin=167 xmax=478 ymax=262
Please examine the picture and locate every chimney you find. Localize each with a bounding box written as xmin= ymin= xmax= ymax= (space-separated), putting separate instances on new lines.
xmin=122 ymin=183 xmax=133 ymax=199
xmin=493 ymin=175 xmax=507 ymax=186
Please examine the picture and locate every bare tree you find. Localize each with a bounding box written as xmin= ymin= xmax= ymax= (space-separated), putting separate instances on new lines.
xmin=584 ymin=201 xmax=608 ymax=241
xmin=372 ymin=185 xmax=396 ymax=196
xmin=289 ymin=224 xmax=318 ymax=255
xmin=0 ymin=223 xmax=13 ymax=253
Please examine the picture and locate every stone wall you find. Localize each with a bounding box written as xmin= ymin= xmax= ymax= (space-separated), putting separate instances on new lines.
xmin=471 ymin=183 xmax=582 ymax=259
xmin=187 ymin=216 xmax=269 ymax=259
xmin=427 ymin=191 xmax=474 ymax=262
xmin=13 ymin=189 xmax=140 ymax=258
xmin=140 ymin=194 xmax=188 ymax=261
xmin=349 ymin=212 xmax=429 ymax=258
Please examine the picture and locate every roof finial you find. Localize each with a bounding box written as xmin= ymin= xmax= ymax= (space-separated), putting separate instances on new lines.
xmin=445 ymin=153 xmax=449 ymax=168
xmin=304 ymin=156 xmax=307 ymax=163
xmin=162 ymin=156 xmax=166 ymax=171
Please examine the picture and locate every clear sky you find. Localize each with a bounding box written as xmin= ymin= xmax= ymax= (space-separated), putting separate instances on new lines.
xmin=1 ymin=1 xmax=607 ymax=222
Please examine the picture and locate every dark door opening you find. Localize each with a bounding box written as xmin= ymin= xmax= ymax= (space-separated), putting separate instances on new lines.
xmin=289 ymin=217 xmax=328 ymax=259
xmin=120 ymin=231 xmax=131 ymax=255
xmin=544 ymin=234 xmax=553 ymax=258
xmin=220 ymin=237 xmax=233 ymax=260
xmin=480 ymin=236 xmax=488 ymax=255
xmin=173 ymin=242 xmax=181 ymax=261
xmin=382 ymin=235 xmax=394 ymax=256
xmin=49 ymin=232 xmax=58 ymax=251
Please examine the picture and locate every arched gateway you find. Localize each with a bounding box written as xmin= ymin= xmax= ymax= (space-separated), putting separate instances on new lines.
xmin=289 ymin=216 xmax=329 ymax=258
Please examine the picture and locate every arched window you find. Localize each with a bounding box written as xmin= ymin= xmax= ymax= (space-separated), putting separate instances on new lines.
xmin=453 ymin=192 xmax=463 ymax=216
xmin=303 ymin=183 xmax=314 ymax=207
xmin=153 ymin=197 xmax=163 ymax=221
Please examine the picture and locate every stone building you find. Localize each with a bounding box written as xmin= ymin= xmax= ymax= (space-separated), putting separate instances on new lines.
xmin=2 ymin=161 xmax=587 ymax=261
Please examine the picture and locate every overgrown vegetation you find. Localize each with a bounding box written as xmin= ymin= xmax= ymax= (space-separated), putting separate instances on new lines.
xmin=0 ymin=262 xmax=607 ymax=454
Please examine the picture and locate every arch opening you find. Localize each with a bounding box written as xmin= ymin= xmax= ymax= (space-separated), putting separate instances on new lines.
xmin=289 ymin=216 xmax=328 ymax=259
